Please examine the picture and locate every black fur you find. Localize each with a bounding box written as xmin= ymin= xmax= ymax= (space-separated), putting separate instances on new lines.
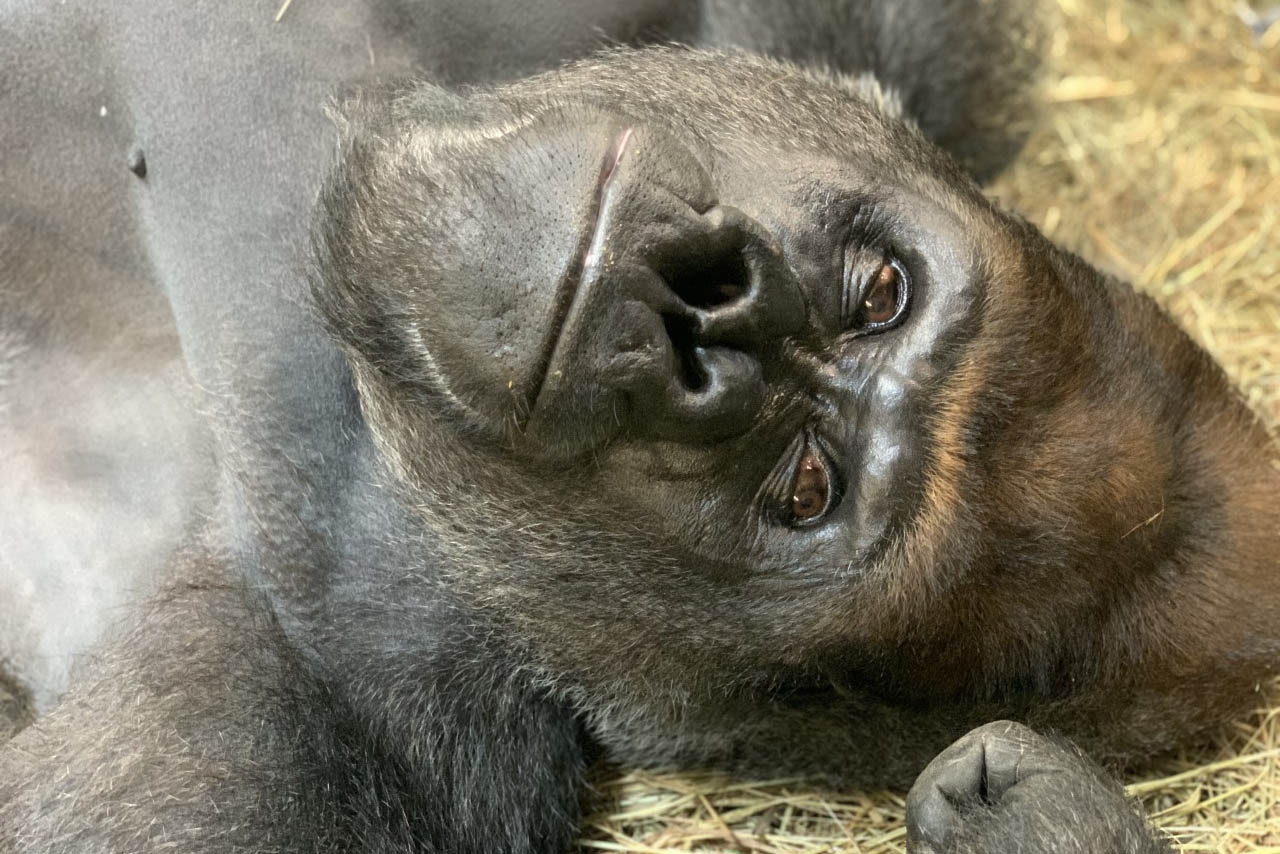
xmin=2 ymin=2 xmax=1276 ymax=853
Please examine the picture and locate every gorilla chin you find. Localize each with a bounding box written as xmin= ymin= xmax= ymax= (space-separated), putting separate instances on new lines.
xmin=314 ymin=47 xmax=1280 ymax=778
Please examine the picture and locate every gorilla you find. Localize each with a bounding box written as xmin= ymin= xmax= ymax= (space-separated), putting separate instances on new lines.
xmin=1 ymin=1 xmax=1278 ymax=852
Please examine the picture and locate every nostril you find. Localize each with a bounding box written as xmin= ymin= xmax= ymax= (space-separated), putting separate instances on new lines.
xmin=668 ymin=346 xmax=763 ymax=438
xmin=662 ymin=313 xmax=708 ymax=391
xmin=668 ymin=254 xmax=749 ymax=310
xmin=660 ymin=254 xmax=753 ymax=392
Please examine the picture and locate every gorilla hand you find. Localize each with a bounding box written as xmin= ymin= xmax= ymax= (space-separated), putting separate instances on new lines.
xmin=906 ymin=722 xmax=1172 ymax=854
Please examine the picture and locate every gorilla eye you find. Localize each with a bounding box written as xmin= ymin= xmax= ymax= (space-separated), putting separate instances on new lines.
xmin=763 ymin=433 xmax=840 ymax=528
xmin=788 ymin=437 xmax=836 ymax=525
xmin=791 ymin=449 xmax=829 ymax=521
xmin=863 ymin=261 xmax=901 ymax=323
xmin=846 ymin=254 xmax=910 ymax=333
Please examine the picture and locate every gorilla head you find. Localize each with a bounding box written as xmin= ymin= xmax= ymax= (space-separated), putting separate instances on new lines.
xmin=312 ymin=48 xmax=1280 ymax=769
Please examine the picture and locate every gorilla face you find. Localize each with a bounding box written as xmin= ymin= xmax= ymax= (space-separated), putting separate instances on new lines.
xmin=314 ymin=49 xmax=1275 ymax=710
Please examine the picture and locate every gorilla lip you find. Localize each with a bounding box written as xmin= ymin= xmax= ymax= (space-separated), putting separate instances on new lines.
xmin=522 ymin=128 xmax=634 ymax=422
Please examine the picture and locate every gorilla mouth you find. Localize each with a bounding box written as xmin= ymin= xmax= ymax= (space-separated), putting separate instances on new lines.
xmin=523 ymin=127 xmax=635 ymax=420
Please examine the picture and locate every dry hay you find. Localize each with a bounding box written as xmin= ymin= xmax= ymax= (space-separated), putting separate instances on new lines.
xmin=579 ymin=0 xmax=1280 ymax=851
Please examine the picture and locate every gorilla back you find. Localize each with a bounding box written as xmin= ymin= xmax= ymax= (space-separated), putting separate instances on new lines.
xmin=1 ymin=2 xmax=1278 ymax=853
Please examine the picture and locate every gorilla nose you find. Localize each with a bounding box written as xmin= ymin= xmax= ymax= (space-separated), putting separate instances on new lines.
xmin=322 ymin=108 xmax=808 ymax=460
xmin=615 ymin=205 xmax=806 ymax=440
xmin=528 ymin=190 xmax=808 ymax=450
xmin=410 ymin=118 xmax=811 ymax=459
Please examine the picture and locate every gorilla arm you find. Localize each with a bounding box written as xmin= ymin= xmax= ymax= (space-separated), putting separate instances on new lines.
xmin=0 ymin=556 xmax=1180 ymax=854
xmin=0 ymin=549 xmax=589 ymax=854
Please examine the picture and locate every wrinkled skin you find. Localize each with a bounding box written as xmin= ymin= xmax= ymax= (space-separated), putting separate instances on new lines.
xmin=1 ymin=1 xmax=1278 ymax=853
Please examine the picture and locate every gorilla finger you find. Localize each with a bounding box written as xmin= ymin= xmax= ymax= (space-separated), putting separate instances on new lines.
xmin=906 ymin=726 xmax=988 ymax=853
